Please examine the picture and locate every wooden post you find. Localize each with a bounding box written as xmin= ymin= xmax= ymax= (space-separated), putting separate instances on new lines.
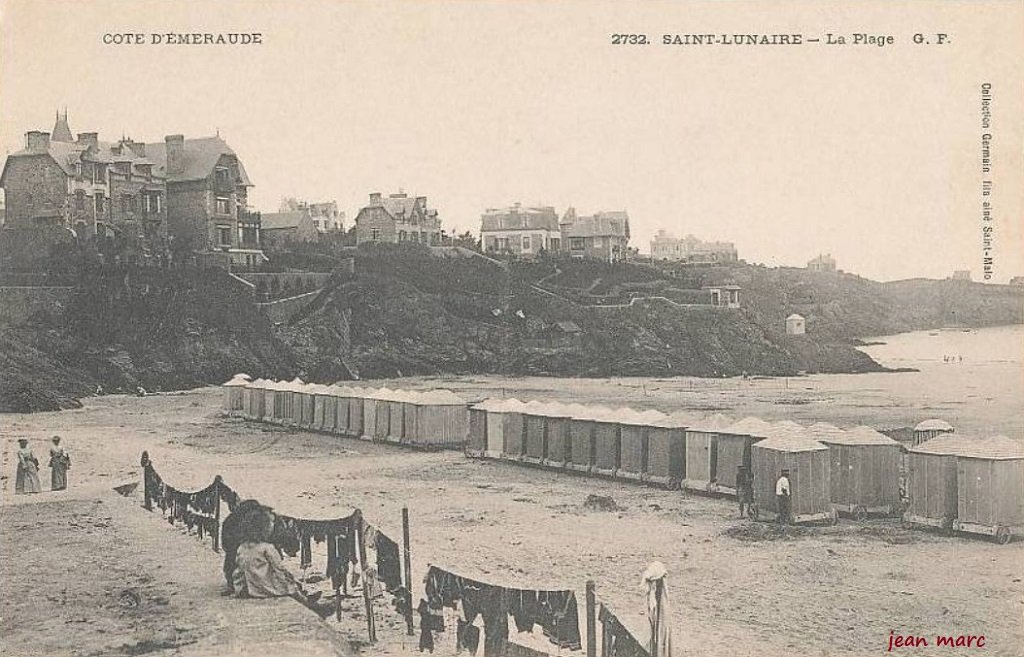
xmin=140 ymin=451 xmax=152 ymax=511
xmin=586 ymin=580 xmax=597 ymax=657
xmin=355 ymin=510 xmax=377 ymax=643
xmin=212 ymin=475 xmax=222 ymax=553
xmin=334 ymin=535 xmax=343 ymax=622
xmin=402 ymin=507 xmax=414 ymax=636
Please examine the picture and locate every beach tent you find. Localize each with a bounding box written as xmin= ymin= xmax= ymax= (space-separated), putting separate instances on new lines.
xmin=407 ymin=389 xmax=469 ymax=448
xmin=751 ymin=425 xmax=835 ymax=524
xmin=905 ymin=433 xmax=974 ymax=530
xmin=645 ymin=412 xmax=697 ymax=488
xmin=221 ymin=373 xmax=251 ymax=414
xmin=683 ymin=413 xmax=732 ymax=492
xmin=522 ymin=400 xmax=551 ymax=465
xmin=616 ymin=409 xmax=669 ymax=482
xmin=813 ymin=424 xmax=902 ymax=519
xmin=489 ymin=398 xmax=528 ymax=460
xmin=542 ymin=402 xmax=576 ymax=469
xmin=953 ymin=436 xmax=1024 ymax=543
xmin=593 ymin=407 xmax=631 ymax=477
xmin=715 ymin=417 xmax=774 ymax=496
xmin=567 ymin=405 xmax=611 ymax=473
xmin=912 ymin=419 xmax=954 ymax=447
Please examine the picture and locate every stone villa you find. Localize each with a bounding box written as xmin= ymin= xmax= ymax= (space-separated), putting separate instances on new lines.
xmin=0 ymin=110 xmax=265 ymax=268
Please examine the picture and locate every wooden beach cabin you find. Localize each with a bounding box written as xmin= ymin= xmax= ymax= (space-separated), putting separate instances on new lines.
xmin=317 ymin=385 xmax=343 ymax=433
xmin=241 ymin=378 xmax=265 ymax=420
xmin=308 ymin=384 xmax=330 ymax=430
xmin=407 ymin=390 xmax=469 ymax=449
xmin=715 ymin=417 xmax=774 ymax=496
xmin=904 ymin=433 xmax=969 ymax=530
xmin=298 ymin=383 xmax=319 ymax=429
xmin=382 ymin=389 xmax=407 ymax=443
xmin=522 ymin=400 xmax=550 ymax=465
xmin=617 ymin=409 xmax=668 ymax=482
xmin=593 ymin=408 xmax=627 ymax=478
xmin=645 ymin=412 xmax=696 ymax=488
xmin=491 ymin=398 xmax=528 ymax=460
xmin=953 ymin=435 xmax=1024 ymax=544
xmin=360 ymin=387 xmax=379 ymax=440
xmin=266 ymin=379 xmax=287 ymax=424
xmin=814 ymin=424 xmax=902 ymax=519
xmin=751 ymin=425 xmax=835 ymax=524
xmin=542 ymin=402 xmax=576 ymax=469
xmin=467 ymin=399 xmax=492 ymax=457
xmin=683 ymin=413 xmax=732 ymax=492
xmin=912 ymin=419 xmax=954 ymax=447
xmin=567 ymin=406 xmax=610 ymax=474
xmin=221 ymin=374 xmax=250 ymax=415
xmin=287 ymin=378 xmax=306 ymax=426
xmin=342 ymin=386 xmax=364 ymax=437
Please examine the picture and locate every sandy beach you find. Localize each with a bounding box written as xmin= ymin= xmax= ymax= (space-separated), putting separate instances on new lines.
xmin=2 ymin=381 xmax=1022 ymax=657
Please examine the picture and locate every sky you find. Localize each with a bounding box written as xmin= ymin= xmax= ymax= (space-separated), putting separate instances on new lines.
xmin=1 ymin=0 xmax=1022 ymax=282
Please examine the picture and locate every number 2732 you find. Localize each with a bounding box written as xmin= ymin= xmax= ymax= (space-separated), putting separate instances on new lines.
xmin=611 ymin=34 xmax=648 ymax=45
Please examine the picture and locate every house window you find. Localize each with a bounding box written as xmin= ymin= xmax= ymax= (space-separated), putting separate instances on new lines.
xmin=522 ymin=235 xmax=531 ymax=250
xmin=93 ymin=164 xmax=107 ymax=184
xmin=570 ymin=237 xmax=585 ymax=250
xmin=144 ymin=194 xmax=162 ymax=214
xmin=215 ymin=197 xmax=231 ymax=215
xmin=370 ymin=228 xmax=381 ymax=241
xmin=75 ymin=191 xmax=85 ymax=211
xmin=398 ymin=230 xmax=407 ymax=241
xmin=95 ymin=192 xmax=105 ymax=213
xmin=121 ymin=195 xmax=136 ymax=214
xmin=217 ymin=226 xmax=232 ymax=247
xmin=550 ymin=237 xmax=560 ymax=251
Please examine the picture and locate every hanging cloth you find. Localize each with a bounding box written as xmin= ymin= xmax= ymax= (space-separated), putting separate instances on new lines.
xmin=643 ymin=562 xmax=672 ymax=657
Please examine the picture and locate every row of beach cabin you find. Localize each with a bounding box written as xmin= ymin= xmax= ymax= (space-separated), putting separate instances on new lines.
xmin=222 ymin=375 xmax=1023 ymax=542
xmin=222 ymin=375 xmax=468 ymax=449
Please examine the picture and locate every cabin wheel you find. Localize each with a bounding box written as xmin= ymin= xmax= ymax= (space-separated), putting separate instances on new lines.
xmin=996 ymin=526 xmax=1012 ymax=545
xmin=853 ymin=506 xmax=868 ymax=522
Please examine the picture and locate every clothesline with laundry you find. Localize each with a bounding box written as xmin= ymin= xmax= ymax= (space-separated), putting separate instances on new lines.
xmin=137 ymin=454 xmax=665 ymax=657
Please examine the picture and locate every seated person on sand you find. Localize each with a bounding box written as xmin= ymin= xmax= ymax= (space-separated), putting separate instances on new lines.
xmin=230 ymin=506 xmax=334 ymax=619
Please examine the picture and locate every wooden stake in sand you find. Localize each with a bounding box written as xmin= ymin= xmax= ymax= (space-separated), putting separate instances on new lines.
xmin=403 ymin=506 xmax=414 ymax=636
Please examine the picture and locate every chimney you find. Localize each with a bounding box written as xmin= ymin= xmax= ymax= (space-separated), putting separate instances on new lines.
xmin=415 ymin=196 xmax=427 ymax=207
xmin=369 ymin=192 xmax=382 ymax=206
xmin=26 ymin=131 xmax=51 ymax=151
xmin=165 ymin=134 xmax=185 ymax=174
xmin=77 ymin=132 xmax=98 ymax=149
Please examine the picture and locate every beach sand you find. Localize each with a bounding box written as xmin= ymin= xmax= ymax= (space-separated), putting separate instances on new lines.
xmin=2 ymin=387 xmax=1022 ymax=656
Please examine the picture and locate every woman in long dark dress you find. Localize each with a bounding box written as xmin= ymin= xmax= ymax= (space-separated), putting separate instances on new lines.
xmin=49 ymin=436 xmax=70 ymax=491
xmin=15 ymin=439 xmax=42 ymax=494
